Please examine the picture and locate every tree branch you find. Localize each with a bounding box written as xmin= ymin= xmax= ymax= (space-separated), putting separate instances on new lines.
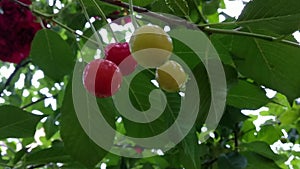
xmin=202 ymin=158 xmax=217 ymax=167
xmin=0 ymin=60 xmax=31 ymax=96
xmin=101 ymin=0 xmax=300 ymax=48
xmin=101 ymin=0 xmax=198 ymax=29
xmin=14 ymin=0 xmax=98 ymax=45
xmin=102 ymin=0 xmax=148 ymax=13
xmin=234 ymin=129 xmax=239 ymax=152
xmin=203 ymin=27 xmax=300 ymax=47
xmin=28 ymin=164 xmax=47 ymax=169
xmin=21 ymin=94 xmax=58 ymax=109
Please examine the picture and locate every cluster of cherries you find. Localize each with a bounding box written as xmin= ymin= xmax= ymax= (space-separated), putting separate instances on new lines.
xmin=83 ymin=25 xmax=187 ymax=98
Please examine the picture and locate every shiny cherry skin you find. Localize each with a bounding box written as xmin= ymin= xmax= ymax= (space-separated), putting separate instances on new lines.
xmin=83 ymin=59 xmax=123 ymax=98
xmin=156 ymin=60 xmax=187 ymax=92
xmin=129 ymin=25 xmax=173 ymax=68
xmin=104 ymin=42 xmax=137 ymax=76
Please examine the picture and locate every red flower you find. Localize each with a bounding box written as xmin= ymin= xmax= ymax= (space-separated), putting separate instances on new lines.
xmin=0 ymin=0 xmax=41 ymax=64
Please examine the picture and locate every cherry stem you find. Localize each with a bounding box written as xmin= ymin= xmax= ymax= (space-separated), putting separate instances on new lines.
xmin=78 ymin=0 xmax=105 ymax=54
xmin=90 ymin=0 xmax=118 ymax=42
xmin=129 ymin=0 xmax=138 ymax=29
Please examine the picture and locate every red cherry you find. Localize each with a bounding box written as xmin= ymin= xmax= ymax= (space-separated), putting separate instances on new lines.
xmin=105 ymin=42 xmax=137 ymax=76
xmin=83 ymin=59 xmax=123 ymax=98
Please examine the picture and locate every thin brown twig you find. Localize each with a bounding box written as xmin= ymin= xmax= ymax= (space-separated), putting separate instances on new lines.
xmin=101 ymin=0 xmax=300 ymax=48
xmin=21 ymin=94 xmax=58 ymax=109
xmin=14 ymin=0 xmax=99 ymax=45
xmin=101 ymin=0 xmax=197 ymax=29
xmin=0 ymin=60 xmax=31 ymax=96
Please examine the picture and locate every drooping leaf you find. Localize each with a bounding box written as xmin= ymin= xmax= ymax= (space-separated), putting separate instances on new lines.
xmin=30 ymin=29 xmax=75 ymax=81
xmin=165 ymin=0 xmax=189 ymax=17
xmin=179 ymin=127 xmax=201 ymax=169
xmin=60 ymin=77 xmax=111 ymax=167
xmin=210 ymin=34 xmax=234 ymax=65
xmin=83 ymin=0 xmax=120 ymax=16
xmin=219 ymin=106 xmax=248 ymax=129
xmin=202 ymin=0 xmax=221 ymax=16
xmin=151 ymin=0 xmax=173 ymax=14
xmin=13 ymin=148 xmax=27 ymax=165
xmin=256 ymin=125 xmax=283 ymax=144
xmin=25 ymin=141 xmax=73 ymax=165
xmin=123 ymin=71 xmax=181 ymax=137
xmin=172 ymin=38 xmax=201 ymax=69
xmin=0 ymin=105 xmax=43 ymax=139
xmin=229 ymin=34 xmax=300 ymax=102
xmin=241 ymin=151 xmax=281 ymax=169
xmin=241 ymin=141 xmax=286 ymax=162
xmin=223 ymin=64 xmax=238 ymax=89
xmin=237 ymin=0 xmax=300 ymax=35
xmin=169 ymin=29 xmax=227 ymax=130
xmin=139 ymin=156 xmax=170 ymax=169
xmin=227 ymin=80 xmax=269 ymax=109
xmin=279 ymin=108 xmax=300 ymax=126
xmin=217 ymin=152 xmax=247 ymax=169
xmin=43 ymin=113 xmax=60 ymax=140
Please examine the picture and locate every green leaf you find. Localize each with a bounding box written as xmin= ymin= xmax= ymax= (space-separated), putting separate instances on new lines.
xmin=0 ymin=158 xmax=9 ymax=167
xmin=123 ymin=0 xmax=154 ymax=7
xmin=165 ymin=0 xmax=189 ymax=17
xmin=128 ymin=69 xmax=158 ymax=112
xmin=123 ymin=80 xmax=181 ymax=137
xmin=172 ymin=38 xmax=201 ymax=69
xmin=210 ymin=34 xmax=234 ymax=65
xmin=229 ymin=34 xmax=300 ymax=102
xmin=174 ymin=39 xmax=208 ymax=126
xmin=25 ymin=142 xmax=72 ymax=165
xmin=202 ymin=0 xmax=220 ymax=16
xmin=0 ymin=105 xmax=43 ymax=139
xmin=151 ymin=0 xmax=173 ymax=14
xmin=168 ymin=29 xmax=225 ymax=129
xmin=296 ymin=120 xmax=300 ymax=134
xmin=83 ymin=0 xmax=120 ymax=16
xmin=179 ymin=128 xmax=201 ymax=169
xmin=8 ymin=94 xmax=22 ymax=107
xmin=227 ymin=80 xmax=269 ymax=109
xmin=241 ymin=151 xmax=281 ymax=169
xmin=13 ymin=148 xmax=27 ymax=165
xmin=30 ymin=29 xmax=75 ymax=81
xmin=241 ymin=119 xmax=257 ymax=142
xmin=139 ymin=156 xmax=169 ymax=169
xmin=279 ymin=108 xmax=300 ymax=125
xmin=237 ymin=0 xmax=300 ymax=35
xmin=43 ymin=114 xmax=59 ymax=140
xmin=64 ymin=13 xmax=86 ymax=30
xmin=292 ymin=159 xmax=300 ymax=169
xmin=256 ymin=125 xmax=283 ymax=144
xmin=61 ymin=80 xmax=110 ymax=168
xmin=218 ymin=152 xmax=247 ymax=169
xmin=219 ymin=106 xmax=248 ymax=129
xmin=223 ymin=65 xmax=238 ymax=89
xmin=241 ymin=141 xmax=285 ymax=162
xmin=187 ymin=0 xmax=202 ymax=23
xmin=60 ymin=4 xmax=86 ymax=30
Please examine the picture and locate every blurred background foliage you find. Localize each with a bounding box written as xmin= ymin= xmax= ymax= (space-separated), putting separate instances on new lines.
xmin=0 ymin=0 xmax=300 ymax=168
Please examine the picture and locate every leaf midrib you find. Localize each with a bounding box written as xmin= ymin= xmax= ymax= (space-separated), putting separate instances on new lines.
xmin=238 ymin=13 xmax=300 ymax=25
xmin=0 ymin=117 xmax=38 ymax=132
